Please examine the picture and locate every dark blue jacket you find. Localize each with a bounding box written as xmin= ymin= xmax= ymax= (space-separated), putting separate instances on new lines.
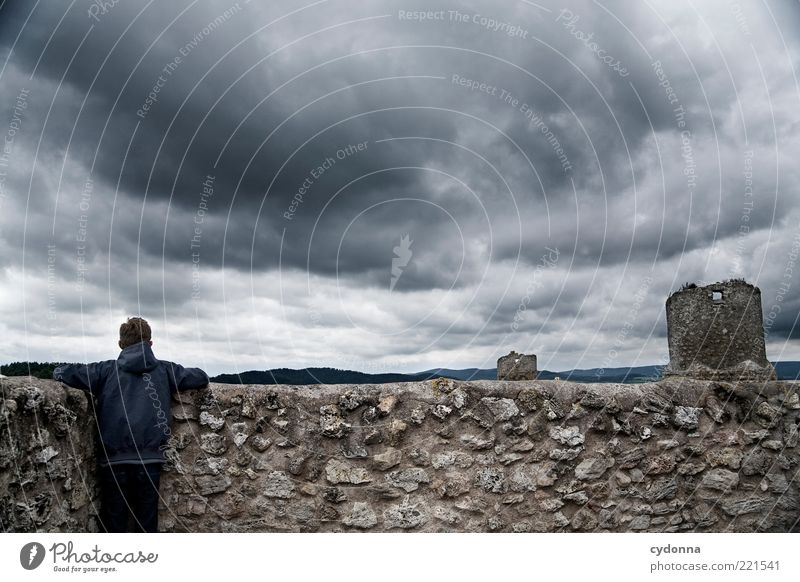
xmin=53 ymin=341 xmax=208 ymax=466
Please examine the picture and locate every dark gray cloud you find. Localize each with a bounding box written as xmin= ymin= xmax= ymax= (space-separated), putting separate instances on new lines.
xmin=1 ymin=0 xmax=799 ymax=373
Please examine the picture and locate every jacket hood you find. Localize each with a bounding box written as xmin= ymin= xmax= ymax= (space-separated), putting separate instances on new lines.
xmin=117 ymin=341 xmax=160 ymax=374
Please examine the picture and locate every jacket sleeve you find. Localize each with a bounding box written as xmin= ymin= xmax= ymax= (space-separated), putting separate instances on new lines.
xmin=165 ymin=362 xmax=209 ymax=393
xmin=52 ymin=362 xmax=106 ymax=395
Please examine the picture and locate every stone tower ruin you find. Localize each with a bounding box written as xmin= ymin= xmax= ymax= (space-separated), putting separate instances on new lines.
xmin=497 ymin=350 xmax=537 ymax=380
xmin=664 ymin=279 xmax=776 ymax=380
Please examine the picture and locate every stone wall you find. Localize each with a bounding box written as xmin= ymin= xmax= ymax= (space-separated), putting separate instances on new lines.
xmin=497 ymin=351 xmax=537 ymax=380
xmin=0 ymin=378 xmax=97 ymax=531
xmin=2 ymin=375 xmax=799 ymax=532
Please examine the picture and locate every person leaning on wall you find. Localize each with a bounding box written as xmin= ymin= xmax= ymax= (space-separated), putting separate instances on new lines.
xmin=53 ymin=317 xmax=208 ymax=532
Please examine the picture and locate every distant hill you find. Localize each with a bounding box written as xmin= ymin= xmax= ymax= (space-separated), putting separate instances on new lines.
xmin=419 ymin=365 xmax=666 ymax=383
xmin=419 ymin=368 xmax=497 ymax=381
xmin=5 ymin=360 xmax=799 ymax=384
xmin=213 ymin=362 xmax=800 ymax=385
xmin=210 ymin=367 xmax=442 ymax=385
xmin=774 ymin=361 xmax=800 ymax=380
xmin=0 ymin=361 xmax=68 ymax=379
xmin=546 ymin=365 xmax=666 ymax=383
xmin=212 ymin=365 xmax=665 ymax=385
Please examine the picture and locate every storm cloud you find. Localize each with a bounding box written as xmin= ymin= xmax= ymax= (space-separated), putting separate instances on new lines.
xmin=1 ymin=0 xmax=798 ymax=374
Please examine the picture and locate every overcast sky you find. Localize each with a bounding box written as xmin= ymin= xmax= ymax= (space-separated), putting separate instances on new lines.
xmin=0 ymin=0 xmax=798 ymax=376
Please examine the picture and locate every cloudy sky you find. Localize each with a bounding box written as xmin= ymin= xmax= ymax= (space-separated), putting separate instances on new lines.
xmin=0 ymin=0 xmax=798 ymax=376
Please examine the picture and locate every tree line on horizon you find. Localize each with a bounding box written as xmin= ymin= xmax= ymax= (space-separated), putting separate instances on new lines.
xmin=3 ymin=361 xmax=797 ymax=384
xmin=1 ymin=361 xmax=67 ymax=379
xmin=0 ymin=361 xmax=442 ymax=384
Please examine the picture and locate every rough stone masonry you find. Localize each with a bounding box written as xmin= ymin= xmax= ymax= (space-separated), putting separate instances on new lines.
xmin=497 ymin=351 xmax=537 ymax=381
xmin=2 ymin=374 xmax=798 ymax=532
xmin=665 ymin=280 xmax=776 ymax=381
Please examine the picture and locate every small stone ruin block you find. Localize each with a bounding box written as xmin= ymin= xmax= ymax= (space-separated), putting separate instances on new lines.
xmin=497 ymin=351 xmax=537 ymax=381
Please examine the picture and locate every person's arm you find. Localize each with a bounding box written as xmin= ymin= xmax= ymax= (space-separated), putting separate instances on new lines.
xmin=165 ymin=362 xmax=209 ymax=393
xmin=52 ymin=362 xmax=106 ymax=395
